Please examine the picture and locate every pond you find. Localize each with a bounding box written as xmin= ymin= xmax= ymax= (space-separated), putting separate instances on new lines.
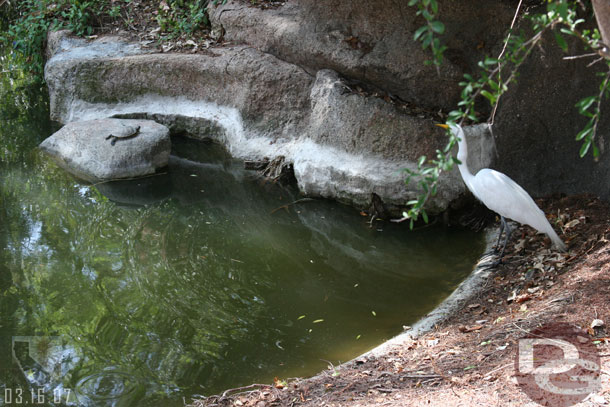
xmin=0 ymin=62 xmax=485 ymax=406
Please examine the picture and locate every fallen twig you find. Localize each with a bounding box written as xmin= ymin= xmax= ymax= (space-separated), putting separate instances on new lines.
xmin=271 ymin=198 xmax=315 ymax=214
xmin=484 ymin=362 xmax=513 ymax=377
xmin=563 ymin=52 xmax=599 ymax=60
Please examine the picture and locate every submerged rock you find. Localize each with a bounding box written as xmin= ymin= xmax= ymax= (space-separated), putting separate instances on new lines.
xmin=40 ymin=118 xmax=170 ymax=182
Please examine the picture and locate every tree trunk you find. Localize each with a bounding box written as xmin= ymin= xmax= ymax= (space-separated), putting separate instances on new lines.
xmin=592 ymin=0 xmax=610 ymax=57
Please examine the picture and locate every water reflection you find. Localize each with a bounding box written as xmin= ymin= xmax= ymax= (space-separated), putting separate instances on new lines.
xmin=0 ymin=62 xmax=485 ymax=406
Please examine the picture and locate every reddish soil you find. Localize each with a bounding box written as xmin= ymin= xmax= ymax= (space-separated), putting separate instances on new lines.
xmin=191 ymin=194 xmax=610 ymax=407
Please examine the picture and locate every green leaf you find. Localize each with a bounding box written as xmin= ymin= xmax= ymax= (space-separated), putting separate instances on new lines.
xmin=556 ymin=2 xmax=568 ymax=20
xmin=448 ymin=110 xmax=463 ymax=120
xmin=593 ymin=145 xmax=600 ymax=158
xmin=413 ymin=26 xmax=428 ymax=41
xmin=480 ymin=90 xmax=496 ymax=104
xmin=554 ymin=31 xmax=568 ymax=52
xmin=579 ymin=139 xmax=592 ymax=157
xmin=575 ymin=96 xmax=596 ymax=113
xmin=421 ymin=210 xmax=429 ymax=223
xmin=429 ymin=21 xmax=445 ymax=34
xmin=575 ymin=126 xmax=592 ymax=141
xmin=421 ymin=33 xmax=432 ymax=48
xmin=421 ymin=9 xmax=432 ymax=20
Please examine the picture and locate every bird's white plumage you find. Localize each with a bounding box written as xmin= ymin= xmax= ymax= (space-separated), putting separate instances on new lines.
xmin=450 ymin=124 xmax=566 ymax=251
xmin=472 ymin=169 xmax=548 ymax=231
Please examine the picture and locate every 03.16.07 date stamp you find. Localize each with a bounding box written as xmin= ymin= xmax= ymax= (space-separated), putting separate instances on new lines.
xmin=3 ymin=388 xmax=75 ymax=405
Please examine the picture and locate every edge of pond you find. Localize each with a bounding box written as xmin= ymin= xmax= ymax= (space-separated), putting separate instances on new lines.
xmin=352 ymin=227 xmax=499 ymax=361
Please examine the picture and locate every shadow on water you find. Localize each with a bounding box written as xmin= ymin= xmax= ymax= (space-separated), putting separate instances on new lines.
xmin=0 ymin=59 xmax=486 ymax=406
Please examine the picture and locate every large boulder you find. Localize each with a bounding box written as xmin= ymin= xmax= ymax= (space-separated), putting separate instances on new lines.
xmin=209 ymin=0 xmax=515 ymax=112
xmin=45 ymin=35 xmax=313 ymax=142
xmin=45 ymin=31 xmax=493 ymax=211
xmin=208 ymin=0 xmax=610 ymax=202
xmin=295 ymin=70 xmax=493 ymax=208
xmin=493 ymin=31 xmax=610 ymax=200
xmin=40 ymin=118 xmax=170 ymax=182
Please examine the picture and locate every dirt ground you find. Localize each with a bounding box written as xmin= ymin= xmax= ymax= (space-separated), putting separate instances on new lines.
xmin=191 ymin=194 xmax=610 ymax=407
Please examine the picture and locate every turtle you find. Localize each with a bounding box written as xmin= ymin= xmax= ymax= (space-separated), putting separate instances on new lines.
xmin=105 ymin=124 xmax=141 ymax=146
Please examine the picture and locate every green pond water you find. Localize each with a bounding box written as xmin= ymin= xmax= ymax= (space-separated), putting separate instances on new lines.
xmin=0 ymin=61 xmax=485 ymax=406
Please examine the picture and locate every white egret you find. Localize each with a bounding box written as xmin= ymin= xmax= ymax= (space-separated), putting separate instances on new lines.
xmin=437 ymin=124 xmax=566 ymax=259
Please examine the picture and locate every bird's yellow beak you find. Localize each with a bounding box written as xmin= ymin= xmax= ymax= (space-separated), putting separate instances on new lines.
xmin=435 ymin=124 xmax=449 ymax=129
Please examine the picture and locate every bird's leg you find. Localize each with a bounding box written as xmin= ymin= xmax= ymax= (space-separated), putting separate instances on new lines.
xmin=491 ymin=217 xmax=512 ymax=267
xmin=494 ymin=218 xmax=505 ymax=253
xmin=499 ymin=217 xmax=512 ymax=259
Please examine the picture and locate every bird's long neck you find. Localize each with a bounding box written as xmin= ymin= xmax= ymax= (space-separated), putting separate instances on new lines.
xmin=456 ymin=128 xmax=476 ymax=194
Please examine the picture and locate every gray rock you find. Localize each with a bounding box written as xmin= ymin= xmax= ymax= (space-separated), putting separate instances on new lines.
xmin=294 ymin=70 xmax=494 ymax=209
xmin=43 ymin=31 xmax=494 ymax=213
xmin=211 ymin=2 xmax=610 ymax=203
xmin=45 ymin=29 xmax=152 ymax=62
xmin=112 ymin=113 xmax=227 ymax=142
xmin=40 ymin=119 xmax=170 ymax=182
xmin=294 ymin=69 xmax=443 ymax=207
xmin=45 ymin=33 xmax=313 ymax=141
xmin=307 ymin=70 xmax=443 ymax=162
xmin=209 ymin=0 xmax=515 ymax=112
xmin=493 ymin=31 xmax=610 ymax=201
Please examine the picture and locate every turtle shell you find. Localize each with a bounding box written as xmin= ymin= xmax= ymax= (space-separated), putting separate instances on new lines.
xmin=112 ymin=124 xmax=140 ymax=138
